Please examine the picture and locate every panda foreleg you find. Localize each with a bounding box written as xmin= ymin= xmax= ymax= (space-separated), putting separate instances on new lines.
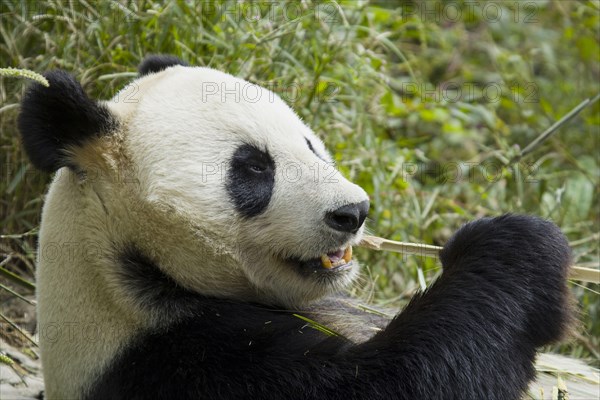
xmin=87 ymin=215 xmax=572 ymax=400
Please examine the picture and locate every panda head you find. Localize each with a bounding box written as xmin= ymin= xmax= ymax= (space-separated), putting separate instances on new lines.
xmin=19 ymin=55 xmax=369 ymax=307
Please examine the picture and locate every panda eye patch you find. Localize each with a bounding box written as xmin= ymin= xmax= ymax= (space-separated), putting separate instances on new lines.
xmin=227 ymin=144 xmax=276 ymax=217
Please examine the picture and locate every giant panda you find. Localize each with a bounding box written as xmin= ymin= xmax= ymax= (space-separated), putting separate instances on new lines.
xmin=17 ymin=55 xmax=573 ymax=400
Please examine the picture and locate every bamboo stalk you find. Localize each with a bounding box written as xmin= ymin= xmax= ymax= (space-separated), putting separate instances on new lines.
xmin=0 ymin=256 xmax=36 ymax=291
xmin=359 ymin=236 xmax=440 ymax=258
xmin=510 ymin=93 xmax=600 ymax=163
xmin=569 ymin=267 xmax=600 ymax=285
xmin=0 ymin=312 xmax=38 ymax=347
xmin=358 ymin=235 xmax=600 ymax=285
xmin=0 ymin=282 xmax=36 ymax=306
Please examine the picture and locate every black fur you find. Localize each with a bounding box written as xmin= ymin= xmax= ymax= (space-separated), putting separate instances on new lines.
xmin=226 ymin=144 xmax=276 ymax=217
xmin=86 ymin=215 xmax=572 ymax=400
xmin=305 ymin=137 xmax=316 ymax=154
xmin=138 ymin=55 xmax=188 ymax=76
xmin=17 ymin=70 xmax=116 ymax=172
xmin=116 ymin=246 xmax=201 ymax=319
xmin=305 ymin=137 xmax=326 ymax=161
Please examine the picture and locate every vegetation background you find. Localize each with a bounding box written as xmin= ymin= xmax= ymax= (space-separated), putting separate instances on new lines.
xmin=1 ymin=0 xmax=598 ymax=383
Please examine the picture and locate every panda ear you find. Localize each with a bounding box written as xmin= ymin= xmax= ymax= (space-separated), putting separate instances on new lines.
xmin=138 ymin=54 xmax=189 ymax=76
xmin=18 ymin=70 xmax=116 ymax=173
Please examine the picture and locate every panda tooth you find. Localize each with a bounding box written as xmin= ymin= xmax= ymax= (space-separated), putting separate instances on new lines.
xmin=321 ymin=254 xmax=333 ymax=269
xmin=343 ymin=246 xmax=352 ymax=263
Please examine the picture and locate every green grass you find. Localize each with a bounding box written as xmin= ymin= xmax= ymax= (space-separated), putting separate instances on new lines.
xmin=1 ymin=0 xmax=598 ymax=367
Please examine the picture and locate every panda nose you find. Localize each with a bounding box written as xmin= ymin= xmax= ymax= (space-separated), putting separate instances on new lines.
xmin=325 ymin=200 xmax=369 ymax=234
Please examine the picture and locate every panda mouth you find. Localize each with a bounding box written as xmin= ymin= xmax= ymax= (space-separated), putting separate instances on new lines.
xmin=291 ymin=246 xmax=353 ymax=272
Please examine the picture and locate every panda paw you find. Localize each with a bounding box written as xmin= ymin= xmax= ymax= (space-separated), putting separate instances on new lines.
xmin=440 ymin=214 xmax=574 ymax=346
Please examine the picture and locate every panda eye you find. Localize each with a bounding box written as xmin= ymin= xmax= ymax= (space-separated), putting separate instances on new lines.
xmin=231 ymin=144 xmax=274 ymax=176
xmin=247 ymin=163 xmax=267 ymax=173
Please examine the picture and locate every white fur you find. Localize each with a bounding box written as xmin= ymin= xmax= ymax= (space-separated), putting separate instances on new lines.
xmin=37 ymin=65 xmax=369 ymax=398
